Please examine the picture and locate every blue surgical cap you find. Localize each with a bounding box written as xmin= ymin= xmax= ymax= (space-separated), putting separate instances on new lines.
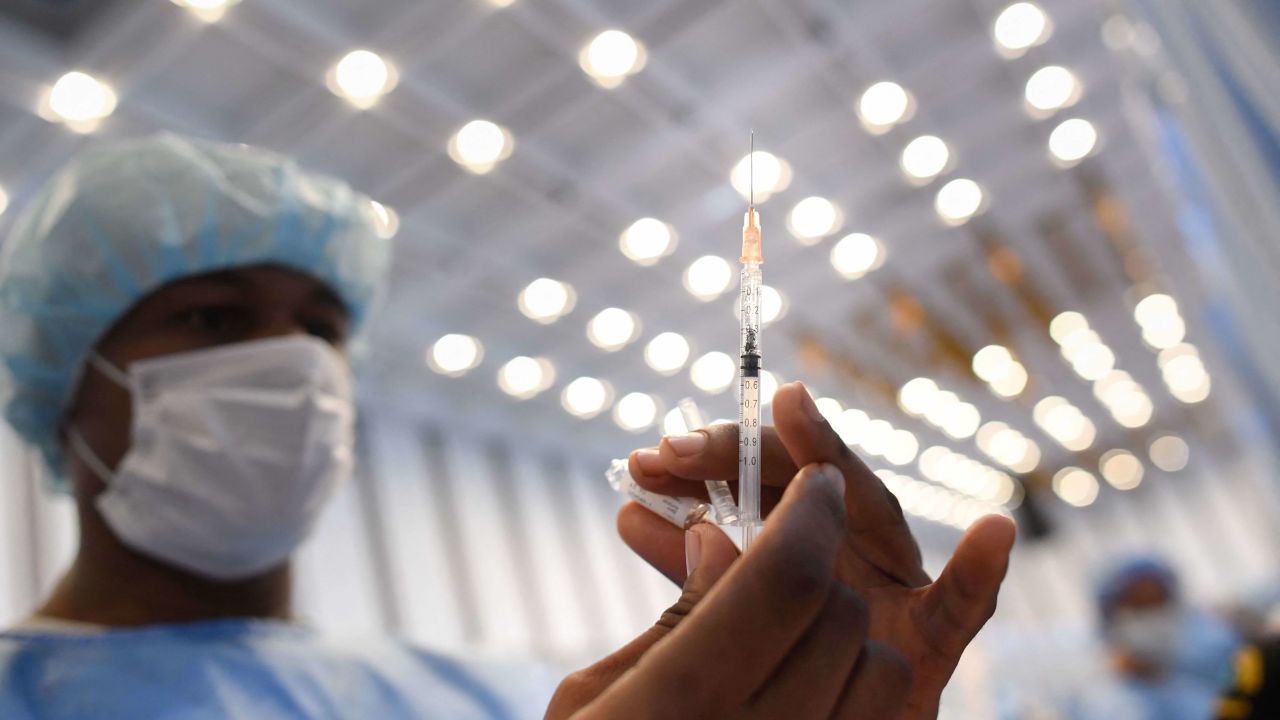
xmin=0 ymin=133 xmax=392 ymax=487
xmin=1096 ymin=555 xmax=1178 ymax=617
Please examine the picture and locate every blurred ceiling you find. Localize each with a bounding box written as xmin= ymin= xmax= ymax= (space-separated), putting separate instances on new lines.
xmin=0 ymin=0 xmax=1241 ymax=533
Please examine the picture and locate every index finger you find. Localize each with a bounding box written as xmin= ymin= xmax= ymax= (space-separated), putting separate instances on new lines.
xmin=772 ymin=382 xmax=930 ymax=587
xmin=634 ymin=463 xmax=849 ymax=702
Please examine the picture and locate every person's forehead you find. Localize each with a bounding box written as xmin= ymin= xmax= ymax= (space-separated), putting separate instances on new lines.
xmin=1116 ymin=575 xmax=1172 ymax=605
xmin=159 ymin=265 xmax=345 ymax=308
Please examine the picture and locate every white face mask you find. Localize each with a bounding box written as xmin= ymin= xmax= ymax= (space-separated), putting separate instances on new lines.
xmin=1111 ymin=605 xmax=1183 ymax=667
xmin=68 ymin=335 xmax=355 ymax=581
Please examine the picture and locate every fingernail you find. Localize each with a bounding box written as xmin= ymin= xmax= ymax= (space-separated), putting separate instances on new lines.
xmin=685 ymin=529 xmax=702 ymax=577
xmin=797 ymin=383 xmax=824 ymax=423
xmin=816 ymin=462 xmax=845 ymax=498
xmin=666 ymin=432 xmax=707 ymax=457
xmin=634 ymin=448 xmax=663 ymax=477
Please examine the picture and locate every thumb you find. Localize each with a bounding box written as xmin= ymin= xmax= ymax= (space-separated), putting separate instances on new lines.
xmin=546 ymin=524 xmax=738 ymax=717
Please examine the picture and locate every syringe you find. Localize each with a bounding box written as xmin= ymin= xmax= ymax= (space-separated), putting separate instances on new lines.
xmin=606 ymin=459 xmax=711 ymax=530
xmin=677 ymin=398 xmax=740 ymax=525
xmin=738 ymin=134 xmax=764 ymax=550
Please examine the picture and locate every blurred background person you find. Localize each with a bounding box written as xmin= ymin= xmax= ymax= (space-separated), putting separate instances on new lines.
xmin=1070 ymin=556 xmax=1239 ymax=720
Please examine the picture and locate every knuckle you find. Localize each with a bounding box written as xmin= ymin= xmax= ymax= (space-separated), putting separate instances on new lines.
xmin=835 ymin=440 xmax=859 ymax=465
xmin=655 ymin=589 xmax=702 ymax=632
xmin=761 ymin=543 xmax=832 ymax=608
xmin=865 ymin=641 xmax=913 ymax=689
xmin=804 ymin=469 xmax=848 ymax=532
xmin=827 ymin=583 xmax=869 ymax=633
xmin=555 ymin=668 xmax=595 ymax=696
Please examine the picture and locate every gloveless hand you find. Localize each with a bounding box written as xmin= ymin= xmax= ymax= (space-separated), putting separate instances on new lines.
xmin=621 ymin=382 xmax=1016 ymax=719
xmin=547 ymin=462 xmax=911 ymax=719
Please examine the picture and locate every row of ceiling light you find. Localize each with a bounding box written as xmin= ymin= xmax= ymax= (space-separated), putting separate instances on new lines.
xmin=415 ymin=2 xmax=1095 ymax=429
xmin=150 ymin=1 xmax=1197 ymax=518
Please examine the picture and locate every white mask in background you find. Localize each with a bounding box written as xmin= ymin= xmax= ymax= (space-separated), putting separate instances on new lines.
xmin=68 ymin=335 xmax=355 ymax=581
xmin=1110 ymin=605 xmax=1183 ymax=667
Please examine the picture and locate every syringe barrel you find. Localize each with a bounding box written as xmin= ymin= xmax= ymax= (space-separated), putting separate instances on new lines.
xmin=738 ymin=264 xmax=764 ymax=550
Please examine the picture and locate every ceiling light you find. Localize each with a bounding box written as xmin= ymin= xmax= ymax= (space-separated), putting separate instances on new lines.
xmin=1149 ymin=434 xmax=1189 ymax=472
xmin=690 ymin=351 xmax=735 ymax=393
xmin=1025 ymin=66 xmax=1081 ymax=114
xmin=760 ymin=370 xmax=779 ymax=406
xmin=1112 ymin=394 xmax=1154 ymax=428
xmin=1033 ymin=396 xmax=1096 ymax=451
xmin=885 ymin=429 xmax=920 ymax=466
xmin=619 ymin=217 xmax=677 ymax=265
xmin=978 ymin=421 xmax=1040 ymax=472
xmin=815 ymin=397 xmax=844 ymax=423
xmin=169 ymin=0 xmax=240 ymax=22
xmin=447 ymin=119 xmax=514 ymax=174
xmin=40 ymin=71 xmax=117 ymax=132
xmin=1068 ymin=341 xmax=1116 ymax=381
xmin=614 ymin=392 xmax=658 ymax=432
xmin=731 ymin=150 xmax=792 ymax=203
xmin=684 ymin=255 xmax=733 ymax=301
xmin=941 ymin=402 xmax=982 ymax=440
xmin=993 ymin=2 xmax=1052 ymax=56
xmin=830 ymin=233 xmax=884 ymax=279
xmin=760 ymin=285 xmax=786 ymax=324
xmin=1100 ymin=449 xmax=1144 ymax=490
xmin=644 ymin=332 xmax=691 ymax=375
xmin=662 ymin=407 xmax=688 ymax=436
xmin=579 ymin=29 xmax=646 ymax=88
xmin=1169 ymin=376 xmax=1211 ymax=404
xmin=1160 ymin=346 xmax=1211 ymax=403
xmin=498 ymin=356 xmax=554 ymax=399
xmin=328 ymin=50 xmax=397 ymax=109
xmin=1009 ymin=441 xmax=1041 ymax=474
xmin=562 ymin=377 xmax=612 ymax=418
xmin=1134 ymin=293 xmax=1179 ymax=327
xmin=1049 ymin=311 xmax=1089 ymax=344
xmin=918 ymin=446 xmax=951 ymax=482
xmin=935 ymin=178 xmax=984 ymax=225
xmin=428 ymin=334 xmax=483 ymax=377
xmin=989 ymin=363 xmax=1029 ymax=398
xmin=1049 ymin=118 xmax=1098 ymax=165
xmin=1135 ymin=294 xmax=1187 ymax=350
xmin=587 ymin=308 xmax=640 ymax=351
xmin=972 ymin=345 xmax=1014 ymax=382
xmin=858 ymin=81 xmax=914 ymax=133
xmin=1053 ymin=467 xmax=1099 ymax=507
xmin=834 ymin=408 xmax=869 ymax=446
xmin=518 ymin=278 xmax=575 ymax=323
xmin=1095 ymin=372 xmax=1157 ymax=428
xmin=367 ymin=200 xmax=399 ymax=239
xmin=922 ymin=390 xmax=959 ymax=427
xmin=787 ymin=196 xmax=843 ymax=244
xmin=860 ymin=419 xmax=893 ymax=457
xmin=898 ymin=377 xmax=940 ymax=417
xmin=1142 ymin=317 xmax=1187 ymax=350
xmin=901 ymin=135 xmax=950 ymax=182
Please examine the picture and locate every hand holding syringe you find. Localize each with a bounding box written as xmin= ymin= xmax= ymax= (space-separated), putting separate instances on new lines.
xmin=605 ymin=397 xmax=735 ymax=529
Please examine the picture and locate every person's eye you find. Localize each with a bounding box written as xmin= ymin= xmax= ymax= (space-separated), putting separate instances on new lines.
xmin=302 ymin=318 xmax=345 ymax=346
xmin=177 ymin=306 xmax=248 ymax=336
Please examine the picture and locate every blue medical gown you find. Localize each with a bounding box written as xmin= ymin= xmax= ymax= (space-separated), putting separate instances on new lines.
xmin=0 ymin=619 xmax=558 ymax=719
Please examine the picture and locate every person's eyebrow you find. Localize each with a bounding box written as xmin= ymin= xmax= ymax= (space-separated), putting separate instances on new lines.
xmin=174 ymin=271 xmax=253 ymax=290
xmin=306 ymin=285 xmax=347 ymax=314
